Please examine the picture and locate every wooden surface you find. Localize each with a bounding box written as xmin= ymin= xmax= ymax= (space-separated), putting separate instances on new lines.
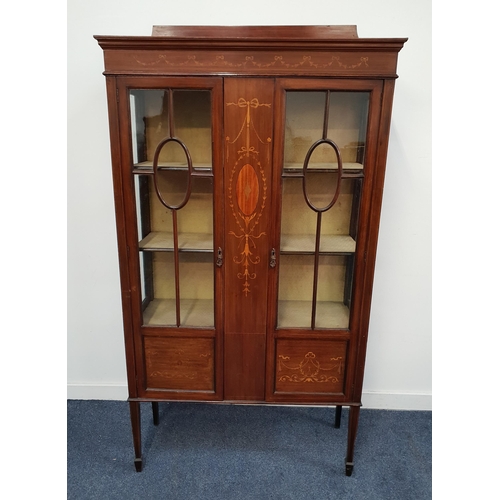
xmin=97 ymin=26 xmax=406 ymax=474
xmin=284 ymin=162 xmax=363 ymax=171
xmin=280 ymin=234 xmax=356 ymax=253
xmin=223 ymin=78 xmax=274 ymax=400
xmin=140 ymin=231 xmax=213 ymax=251
xmin=274 ymin=338 xmax=347 ymax=394
xmin=143 ymin=298 xmax=214 ymax=327
xmin=151 ymin=25 xmax=359 ymax=39
xmin=95 ymin=27 xmax=407 ymax=78
xmin=144 ymin=336 xmax=215 ymax=391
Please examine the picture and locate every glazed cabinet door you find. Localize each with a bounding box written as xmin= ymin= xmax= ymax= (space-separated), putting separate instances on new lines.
xmin=267 ymin=79 xmax=383 ymax=403
xmin=115 ymin=77 xmax=224 ymax=400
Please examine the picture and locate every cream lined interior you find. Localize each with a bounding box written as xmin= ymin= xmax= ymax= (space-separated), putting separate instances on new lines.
xmin=276 ymin=90 xmax=366 ymax=329
xmin=143 ymin=298 xmax=214 ymax=327
xmin=280 ymin=176 xmax=354 ymax=239
xmin=130 ymin=89 xmax=212 ymax=167
xmin=278 ymin=300 xmax=350 ymax=329
xmin=132 ymin=89 xmax=363 ymax=329
xmin=284 ymin=91 xmax=369 ymax=167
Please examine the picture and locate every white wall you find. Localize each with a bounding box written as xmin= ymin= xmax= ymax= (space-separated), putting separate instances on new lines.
xmin=67 ymin=0 xmax=431 ymax=409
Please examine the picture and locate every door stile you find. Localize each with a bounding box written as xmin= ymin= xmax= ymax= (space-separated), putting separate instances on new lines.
xmin=223 ymin=77 xmax=275 ymax=401
xmin=105 ymin=75 xmax=140 ymax=399
xmin=211 ymin=79 xmax=225 ymax=399
xmin=116 ymin=79 xmax=149 ymax=395
xmin=265 ymin=80 xmax=286 ymax=400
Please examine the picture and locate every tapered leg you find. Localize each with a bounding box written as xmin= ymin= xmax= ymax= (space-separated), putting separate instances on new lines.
xmin=129 ymin=401 xmax=143 ymax=472
xmin=334 ymin=405 xmax=342 ymax=428
xmin=345 ymin=405 xmax=360 ymax=476
xmin=152 ymin=402 xmax=159 ymax=426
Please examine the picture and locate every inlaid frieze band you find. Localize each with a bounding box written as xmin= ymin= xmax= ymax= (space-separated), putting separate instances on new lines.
xmin=132 ymin=53 xmax=369 ymax=70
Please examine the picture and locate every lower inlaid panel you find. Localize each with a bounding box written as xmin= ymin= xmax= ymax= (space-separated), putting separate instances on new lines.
xmin=274 ymin=339 xmax=347 ymax=395
xmin=144 ymin=336 xmax=215 ymax=392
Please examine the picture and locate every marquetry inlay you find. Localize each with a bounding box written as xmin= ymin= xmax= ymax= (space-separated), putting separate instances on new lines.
xmin=278 ymin=351 xmax=344 ymax=383
xmin=132 ymin=54 xmax=369 ymax=71
xmin=226 ymin=97 xmax=271 ymax=296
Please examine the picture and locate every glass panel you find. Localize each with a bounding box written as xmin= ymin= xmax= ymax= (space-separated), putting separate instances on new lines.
xmin=284 ymin=91 xmax=369 ymax=171
xmin=315 ymin=255 xmax=350 ymax=329
xmin=278 ymin=254 xmax=313 ymax=328
xmin=136 ymin=174 xmax=214 ymax=250
xmin=142 ymin=252 xmax=176 ymax=326
xmin=176 ymin=176 xmax=214 ymax=251
xmin=280 ymin=177 xmax=356 ymax=254
xmin=130 ymin=89 xmax=212 ymax=170
xmin=135 ymin=174 xmax=215 ymax=328
xmin=327 ymin=92 xmax=369 ymax=166
xmin=277 ymin=255 xmax=349 ymax=329
xmin=278 ymin=90 xmax=369 ymax=330
xmin=173 ymin=90 xmax=212 ymax=170
xmin=131 ymin=88 xmax=215 ymax=329
xmin=138 ymin=252 xmax=215 ymax=327
xmin=303 ymin=167 xmax=340 ymax=213
xmin=284 ymin=91 xmax=325 ymax=170
xmin=179 ymin=253 xmax=214 ymax=327
xmin=155 ymin=141 xmax=190 ymax=208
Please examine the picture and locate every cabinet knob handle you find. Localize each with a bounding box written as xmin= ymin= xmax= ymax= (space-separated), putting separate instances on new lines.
xmin=216 ymin=247 xmax=223 ymax=267
xmin=270 ymin=248 xmax=277 ymax=268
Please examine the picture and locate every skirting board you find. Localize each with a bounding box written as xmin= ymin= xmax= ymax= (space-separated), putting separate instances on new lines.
xmin=67 ymin=384 xmax=431 ymax=411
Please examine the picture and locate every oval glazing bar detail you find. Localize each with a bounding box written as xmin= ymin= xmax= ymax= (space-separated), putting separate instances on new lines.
xmin=302 ymin=138 xmax=343 ymax=213
xmin=152 ymin=137 xmax=193 ymax=210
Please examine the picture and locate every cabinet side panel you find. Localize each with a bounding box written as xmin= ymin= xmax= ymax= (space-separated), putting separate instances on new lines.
xmin=105 ymin=76 xmax=139 ymax=398
xmin=351 ymin=79 xmax=396 ymax=401
xmin=223 ymin=78 xmax=274 ymax=400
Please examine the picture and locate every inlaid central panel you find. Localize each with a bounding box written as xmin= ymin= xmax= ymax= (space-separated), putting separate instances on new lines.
xmin=223 ymin=78 xmax=274 ymax=400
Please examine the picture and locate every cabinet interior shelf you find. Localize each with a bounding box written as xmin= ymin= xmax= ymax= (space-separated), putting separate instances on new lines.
xmin=281 ymin=234 xmax=356 ymax=254
xmin=133 ymin=161 xmax=213 ymax=176
xmin=139 ymin=232 xmax=213 ymax=252
xmin=283 ymin=161 xmax=363 ymax=174
xmin=278 ymin=300 xmax=350 ymax=329
xmin=139 ymin=232 xmax=354 ymax=255
xmin=142 ymin=298 xmax=349 ymax=330
xmin=143 ymin=298 xmax=214 ymax=327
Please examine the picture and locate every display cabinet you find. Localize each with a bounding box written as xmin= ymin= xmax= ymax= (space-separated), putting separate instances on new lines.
xmin=95 ymin=25 xmax=406 ymax=476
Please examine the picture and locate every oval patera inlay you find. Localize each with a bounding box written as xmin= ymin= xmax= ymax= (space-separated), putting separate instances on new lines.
xmin=236 ymin=163 xmax=259 ymax=215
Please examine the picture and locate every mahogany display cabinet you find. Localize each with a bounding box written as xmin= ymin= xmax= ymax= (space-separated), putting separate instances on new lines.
xmin=95 ymin=25 xmax=406 ymax=476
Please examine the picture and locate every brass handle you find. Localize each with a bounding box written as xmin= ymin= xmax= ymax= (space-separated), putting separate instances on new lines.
xmin=270 ymin=248 xmax=276 ymax=268
xmin=216 ymin=247 xmax=223 ymax=267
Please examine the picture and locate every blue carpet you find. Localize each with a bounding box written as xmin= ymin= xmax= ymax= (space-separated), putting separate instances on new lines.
xmin=67 ymin=400 xmax=431 ymax=499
